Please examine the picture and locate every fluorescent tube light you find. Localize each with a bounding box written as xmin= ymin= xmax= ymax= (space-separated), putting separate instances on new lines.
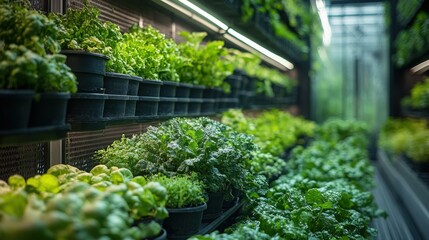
xmin=227 ymin=29 xmax=294 ymax=70
xmin=315 ymin=0 xmax=331 ymax=46
xmin=159 ymin=0 xmax=295 ymax=70
xmin=411 ymin=59 xmax=429 ymax=73
xmin=178 ymin=0 xmax=228 ymax=30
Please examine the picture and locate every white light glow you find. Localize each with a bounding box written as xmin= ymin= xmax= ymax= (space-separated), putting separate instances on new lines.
xmin=227 ymin=29 xmax=294 ymax=69
xmin=411 ymin=59 xmax=429 ymax=73
xmin=160 ymin=0 xmax=294 ymax=70
xmin=178 ymin=0 xmax=228 ymax=30
xmin=316 ymin=0 xmax=331 ymax=46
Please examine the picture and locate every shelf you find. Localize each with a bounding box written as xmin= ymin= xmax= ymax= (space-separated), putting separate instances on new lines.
xmin=402 ymin=107 xmax=429 ymax=119
xmin=0 ymin=125 xmax=70 ymax=146
xmin=377 ymin=149 xmax=429 ymax=239
xmin=197 ymin=199 xmax=244 ymax=235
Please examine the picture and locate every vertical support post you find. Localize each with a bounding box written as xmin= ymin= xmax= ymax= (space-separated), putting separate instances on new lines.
xmin=49 ymin=0 xmax=64 ymax=13
xmin=298 ymin=36 xmax=312 ymax=119
xmin=50 ymin=140 xmax=63 ymax=166
xmin=354 ymin=57 xmax=360 ymax=119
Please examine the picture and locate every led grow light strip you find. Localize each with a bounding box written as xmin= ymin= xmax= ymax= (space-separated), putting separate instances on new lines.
xmin=161 ymin=0 xmax=294 ymax=70
xmin=411 ymin=59 xmax=429 ymax=73
xmin=315 ymin=0 xmax=331 ymax=46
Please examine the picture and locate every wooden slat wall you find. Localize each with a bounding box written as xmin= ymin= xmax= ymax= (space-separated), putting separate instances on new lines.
xmin=67 ymin=0 xmax=202 ymax=39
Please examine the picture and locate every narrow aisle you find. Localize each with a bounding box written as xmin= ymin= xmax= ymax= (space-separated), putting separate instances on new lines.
xmin=373 ymin=163 xmax=422 ymax=240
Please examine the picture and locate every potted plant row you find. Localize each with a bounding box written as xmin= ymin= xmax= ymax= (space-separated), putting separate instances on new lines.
xmin=95 ymin=118 xmax=256 ymax=234
xmin=0 ymin=2 xmax=77 ymax=136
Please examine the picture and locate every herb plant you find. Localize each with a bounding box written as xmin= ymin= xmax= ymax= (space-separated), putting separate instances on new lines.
xmin=0 ymin=165 xmax=167 ymax=239
xmin=0 ymin=1 xmax=77 ymax=92
xmin=401 ymin=78 xmax=429 ymax=110
xmin=149 ymin=174 xmax=206 ymax=208
xmin=177 ymin=31 xmax=233 ymax=90
xmin=114 ymin=25 xmax=184 ymax=80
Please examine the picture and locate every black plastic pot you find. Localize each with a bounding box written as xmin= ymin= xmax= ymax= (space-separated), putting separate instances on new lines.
xmin=240 ymin=74 xmax=249 ymax=91
xmin=158 ymin=97 xmax=176 ymax=117
xmin=175 ymin=83 xmax=193 ymax=98
xmin=226 ymin=98 xmax=239 ymax=109
xmin=160 ymin=81 xmax=179 ymax=97
xmin=67 ymin=93 xmax=106 ymax=122
xmin=73 ymin=72 xmax=105 ymax=93
xmin=164 ymin=203 xmax=207 ymax=239
xmin=203 ymin=191 xmax=225 ymax=221
xmin=188 ymin=99 xmax=203 ymax=116
xmin=104 ymin=72 xmax=130 ymax=95
xmin=29 ymin=92 xmax=70 ymax=127
xmin=147 ymin=228 xmax=167 ymax=240
xmin=128 ymin=75 xmax=143 ymax=96
xmin=246 ymin=77 xmax=257 ymax=92
xmin=217 ymin=98 xmax=230 ymax=112
xmin=138 ymin=79 xmax=162 ymax=97
xmin=189 ymin=85 xmax=205 ymax=98
xmin=103 ymin=95 xmax=128 ymax=119
xmin=125 ymin=96 xmax=139 ymax=117
xmin=201 ymin=99 xmax=215 ymax=115
xmin=62 ymin=50 xmax=108 ymax=93
xmin=226 ymin=75 xmax=242 ymax=90
xmin=202 ymin=88 xmax=216 ymax=99
xmin=174 ymin=98 xmax=189 ymax=116
xmin=62 ymin=50 xmax=108 ymax=75
xmin=136 ymin=96 xmax=159 ymax=118
xmin=0 ymin=90 xmax=34 ymax=130
xmin=213 ymin=88 xmax=223 ymax=113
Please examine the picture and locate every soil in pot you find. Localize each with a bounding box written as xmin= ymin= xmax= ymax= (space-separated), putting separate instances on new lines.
xmin=29 ymin=92 xmax=70 ymax=127
xmin=0 ymin=90 xmax=34 ymax=130
xmin=138 ymin=79 xmax=162 ymax=97
xmin=164 ymin=203 xmax=207 ymax=239
xmin=202 ymin=191 xmax=225 ymax=221
xmin=104 ymin=72 xmax=130 ymax=95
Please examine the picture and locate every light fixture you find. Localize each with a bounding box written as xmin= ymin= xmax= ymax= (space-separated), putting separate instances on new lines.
xmin=411 ymin=59 xmax=429 ymax=74
xmin=226 ymin=29 xmax=294 ymax=70
xmin=315 ymin=0 xmax=331 ymax=46
xmin=178 ymin=0 xmax=228 ymax=30
xmin=159 ymin=0 xmax=294 ymax=70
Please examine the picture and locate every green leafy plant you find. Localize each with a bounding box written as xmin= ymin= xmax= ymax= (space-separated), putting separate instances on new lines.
xmin=0 ymin=44 xmax=77 ymax=92
xmin=0 ymin=0 xmax=61 ymax=55
xmin=50 ymin=1 xmax=134 ymax=75
xmin=177 ymin=31 xmax=233 ymax=90
xmin=0 ymin=177 xmax=161 ymax=240
xmin=379 ymin=118 xmax=429 ymax=163
xmin=0 ymin=1 xmax=77 ymax=92
xmin=47 ymin=164 xmax=168 ymax=220
xmin=402 ymin=78 xmax=429 ymax=109
xmin=149 ymin=174 xmax=206 ymax=208
xmin=239 ymin=0 xmax=312 ymax=52
xmin=395 ymin=11 xmax=429 ymax=66
xmin=96 ymin=118 xmax=256 ymax=197
xmin=222 ymin=109 xmax=316 ymax=156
